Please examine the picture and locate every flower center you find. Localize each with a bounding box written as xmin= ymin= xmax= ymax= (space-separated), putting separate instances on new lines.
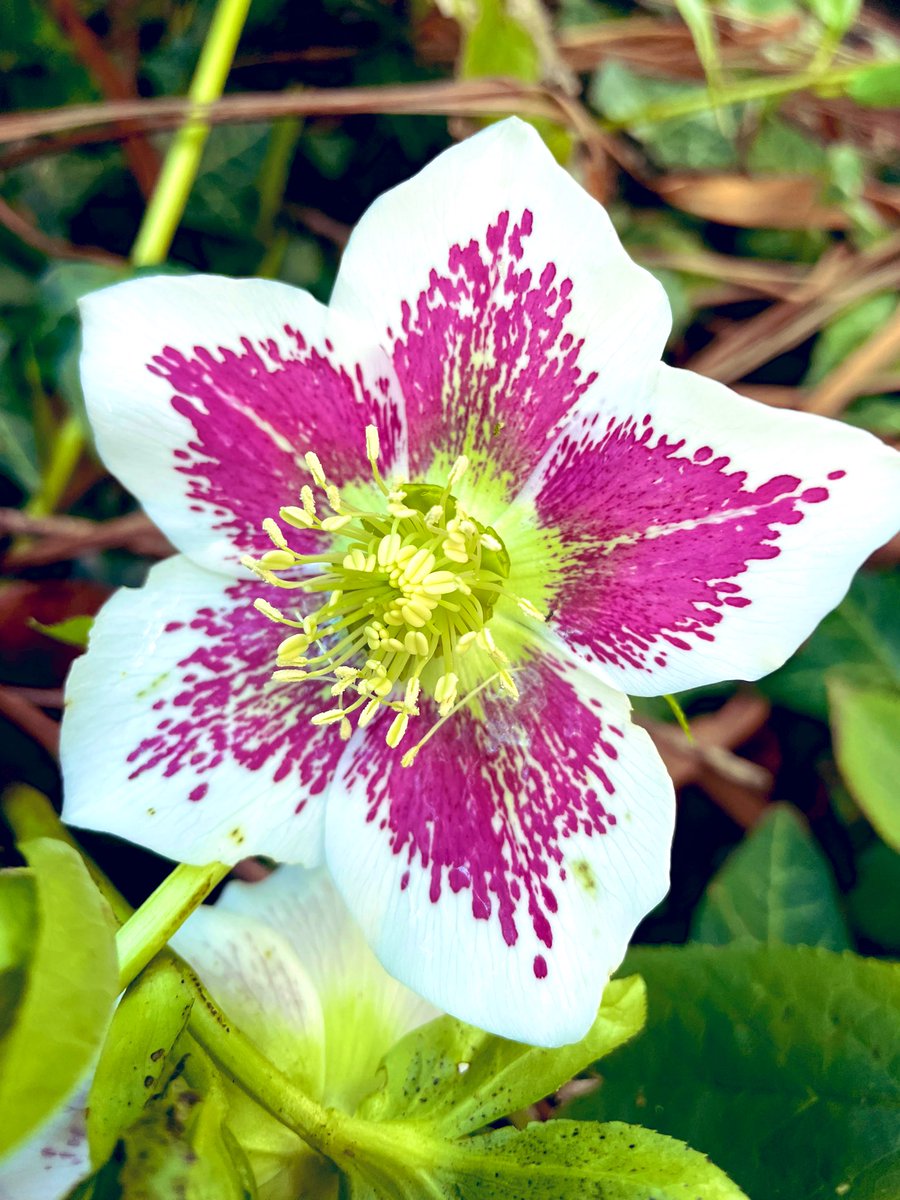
xmin=245 ymin=426 xmax=544 ymax=761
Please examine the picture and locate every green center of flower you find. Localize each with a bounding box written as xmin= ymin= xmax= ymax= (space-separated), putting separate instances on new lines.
xmin=245 ymin=426 xmax=544 ymax=761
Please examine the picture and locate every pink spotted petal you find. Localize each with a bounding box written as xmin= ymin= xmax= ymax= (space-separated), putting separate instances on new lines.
xmin=80 ymin=275 xmax=405 ymax=574
xmin=331 ymin=118 xmax=669 ymax=500
xmin=517 ymin=364 xmax=900 ymax=695
xmin=324 ymin=640 xmax=674 ymax=1047
xmin=0 ymin=1087 xmax=89 ymax=1200
xmin=61 ymin=555 xmax=345 ymax=866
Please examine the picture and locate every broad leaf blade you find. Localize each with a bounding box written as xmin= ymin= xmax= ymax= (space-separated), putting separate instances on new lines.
xmin=87 ymin=955 xmax=195 ymax=1166
xmin=828 ymin=678 xmax=900 ymax=851
xmin=692 ymin=803 xmax=850 ymax=949
xmin=0 ymin=837 xmax=118 ymax=1159
xmin=358 ymin=976 xmax=645 ymax=1135
xmin=563 ymin=944 xmax=900 ymax=1200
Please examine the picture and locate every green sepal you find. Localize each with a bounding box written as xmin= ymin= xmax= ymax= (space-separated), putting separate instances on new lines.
xmin=87 ymin=954 xmax=196 ymax=1166
xmin=357 ymin=975 xmax=645 ymax=1134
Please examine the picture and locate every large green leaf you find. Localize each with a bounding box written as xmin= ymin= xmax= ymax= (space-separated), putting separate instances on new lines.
xmin=0 ymin=837 xmax=118 ymax=1159
xmin=848 ymin=842 xmax=900 ymax=952
xmin=829 ymin=678 xmax=900 ymax=851
xmin=692 ymin=803 xmax=850 ymax=949
xmin=563 ymin=944 xmax=900 ymax=1200
xmin=0 ymin=869 xmax=37 ymax=1037
xmin=87 ymin=955 xmax=195 ymax=1166
xmin=343 ymin=1119 xmax=747 ymax=1199
xmin=358 ymin=975 xmax=645 ymax=1134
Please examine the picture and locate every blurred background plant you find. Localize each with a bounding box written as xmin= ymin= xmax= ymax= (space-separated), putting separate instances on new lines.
xmin=0 ymin=2 xmax=898 ymax=1197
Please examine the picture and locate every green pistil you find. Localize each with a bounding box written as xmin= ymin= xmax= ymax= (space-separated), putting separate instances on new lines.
xmin=246 ymin=426 xmax=543 ymax=757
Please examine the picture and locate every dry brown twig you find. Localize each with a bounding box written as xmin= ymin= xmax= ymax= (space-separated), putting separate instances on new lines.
xmin=1 ymin=510 xmax=173 ymax=569
xmin=0 ymin=685 xmax=61 ymax=759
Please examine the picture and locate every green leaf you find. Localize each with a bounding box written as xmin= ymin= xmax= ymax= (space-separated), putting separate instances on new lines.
xmin=590 ymin=62 xmax=737 ymax=171
xmin=563 ymin=943 xmax=900 ymax=1200
xmin=29 ymin=614 xmax=94 ymax=649
xmin=828 ymin=678 xmax=900 ymax=851
xmin=848 ymin=62 xmax=900 ymax=108
xmin=806 ymin=293 xmax=898 ymax=386
xmin=804 ymin=0 xmax=861 ymax=37
xmin=761 ymin=569 xmax=900 ymax=720
xmin=115 ymin=1072 xmax=250 ymax=1200
xmin=88 ymin=955 xmax=195 ymax=1166
xmin=672 ymin=0 xmax=724 ymax=97
xmin=184 ymin=124 xmax=271 ymax=239
xmin=441 ymin=1120 xmax=747 ymax=1199
xmin=0 ymin=837 xmax=118 ymax=1158
xmin=747 ymin=115 xmax=828 ymax=175
xmin=0 ymin=404 xmax=39 ymax=492
xmin=693 ymin=803 xmax=850 ymax=949
xmin=344 ymin=1118 xmax=746 ymax=1199
xmin=848 ymin=842 xmax=900 ymax=952
xmin=0 ymin=869 xmax=37 ymax=1037
xmin=358 ymin=975 xmax=646 ymax=1134
xmin=841 ymin=395 xmax=900 ymax=436
xmin=461 ymin=0 xmax=540 ymax=84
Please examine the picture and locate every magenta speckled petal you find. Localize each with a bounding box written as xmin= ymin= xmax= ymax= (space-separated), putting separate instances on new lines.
xmin=324 ymin=638 xmax=674 ymax=1047
xmin=331 ymin=118 xmax=669 ymax=493
xmin=522 ymin=364 xmax=900 ymax=696
xmin=80 ymin=275 xmax=405 ymax=574
xmin=62 ymin=555 xmax=345 ymax=866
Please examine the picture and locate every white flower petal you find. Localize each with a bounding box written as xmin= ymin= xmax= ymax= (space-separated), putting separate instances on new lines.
xmin=172 ymin=906 xmax=326 ymax=1100
xmin=521 ymin=364 xmax=900 ymax=695
xmin=61 ymin=555 xmax=344 ymax=866
xmin=325 ymin=638 xmax=674 ymax=1047
xmin=0 ymin=1087 xmax=88 ymax=1200
xmin=80 ymin=274 xmax=405 ymax=574
xmin=331 ymin=118 xmax=669 ymax=499
xmin=217 ymin=867 xmax=437 ymax=1109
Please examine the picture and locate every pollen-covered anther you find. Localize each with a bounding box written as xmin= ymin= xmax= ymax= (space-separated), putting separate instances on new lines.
xmin=280 ymin=505 xmax=315 ymax=529
xmin=253 ymin=425 xmax=546 ymax=752
xmin=304 ymin=451 xmax=327 ymax=487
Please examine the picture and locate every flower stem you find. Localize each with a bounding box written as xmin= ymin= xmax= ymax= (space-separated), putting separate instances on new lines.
xmin=182 ymin=956 xmax=425 ymax=1189
xmin=34 ymin=0 xmax=251 ymax=517
xmin=182 ymin=957 xmax=335 ymax=1150
xmin=116 ymin=860 xmax=230 ymax=989
xmin=24 ymin=413 xmax=86 ymax=518
xmin=130 ymin=0 xmax=253 ymax=267
xmin=602 ymin=60 xmax=892 ymax=131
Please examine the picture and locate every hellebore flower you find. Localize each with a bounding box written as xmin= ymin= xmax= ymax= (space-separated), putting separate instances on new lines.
xmin=0 ymin=868 xmax=436 ymax=1200
xmin=62 ymin=119 xmax=900 ymax=1046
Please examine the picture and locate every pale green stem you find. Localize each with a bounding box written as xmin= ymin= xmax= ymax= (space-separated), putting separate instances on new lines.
xmin=116 ymin=860 xmax=230 ymax=989
xmin=130 ymin=0 xmax=253 ymax=267
xmin=602 ymin=61 xmax=891 ymax=131
xmin=24 ymin=413 xmax=86 ymax=517
xmin=34 ymin=0 xmax=251 ymax=515
xmin=183 ymin=957 xmax=428 ymax=1191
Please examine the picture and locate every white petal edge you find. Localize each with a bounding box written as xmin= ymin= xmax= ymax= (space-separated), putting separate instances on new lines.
xmin=331 ymin=117 xmax=671 ymax=450
xmin=172 ymin=905 xmax=326 ymax=1100
xmin=217 ymin=866 xmax=438 ymax=1109
xmin=80 ymin=274 xmax=403 ymax=574
xmin=61 ymin=555 xmax=339 ymax=866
